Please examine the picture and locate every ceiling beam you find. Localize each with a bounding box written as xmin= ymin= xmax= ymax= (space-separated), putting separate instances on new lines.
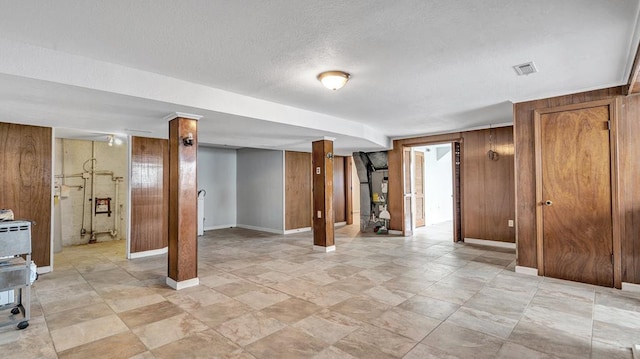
xmin=626 ymin=42 xmax=640 ymax=95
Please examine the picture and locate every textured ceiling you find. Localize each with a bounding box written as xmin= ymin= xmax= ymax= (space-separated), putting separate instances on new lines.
xmin=0 ymin=1 xmax=638 ymax=152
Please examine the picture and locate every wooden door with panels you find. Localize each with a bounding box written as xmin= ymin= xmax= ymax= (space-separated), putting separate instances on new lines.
xmin=402 ymin=146 xmax=413 ymax=236
xmin=414 ymin=151 xmax=426 ymax=228
xmin=534 ymin=100 xmax=620 ymax=287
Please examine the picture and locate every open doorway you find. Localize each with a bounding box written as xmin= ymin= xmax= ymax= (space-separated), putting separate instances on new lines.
xmin=52 ymin=132 xmax=129 ymax=268
xmin=412 ymin=144 xmax=454 ymax=239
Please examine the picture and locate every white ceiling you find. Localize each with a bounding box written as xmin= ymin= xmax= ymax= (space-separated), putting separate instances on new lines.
xmin=0 ymin=1 xmax=638 ymax=154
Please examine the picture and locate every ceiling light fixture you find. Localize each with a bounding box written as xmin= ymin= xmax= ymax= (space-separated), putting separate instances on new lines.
xmin=317 ymin=71 xmax=351 ymax=91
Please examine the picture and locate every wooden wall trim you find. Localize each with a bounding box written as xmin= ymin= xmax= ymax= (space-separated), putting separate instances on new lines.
xmin=394 ymin=132 xmax=463 ymax=147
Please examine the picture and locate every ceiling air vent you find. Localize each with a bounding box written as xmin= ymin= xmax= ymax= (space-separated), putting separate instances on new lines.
xmin=513 ymin=62 xmax=538 ymax=76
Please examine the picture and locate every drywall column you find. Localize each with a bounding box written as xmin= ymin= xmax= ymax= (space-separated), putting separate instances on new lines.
xmin=166 ymin=114 xmax=200 ymax=290
xmin=345 ymin=156 xmax=354 ymax=225
xmin=312 ymin=138 xmax=335 ymax=252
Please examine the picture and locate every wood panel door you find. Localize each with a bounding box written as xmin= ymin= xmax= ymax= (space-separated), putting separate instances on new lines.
xmin=535 ymin=105 xmax=614 ymax=287
xmin=414 ymin=151 xmax=425 ymax=227
xmin=402 ymin=147 xmax=413 ymax=236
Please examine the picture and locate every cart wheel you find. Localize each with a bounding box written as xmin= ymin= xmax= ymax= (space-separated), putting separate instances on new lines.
xmin=10 ymin=307 xmax=20 ymax=315
xmin=17 ymin=321 xmax=28 ymax=330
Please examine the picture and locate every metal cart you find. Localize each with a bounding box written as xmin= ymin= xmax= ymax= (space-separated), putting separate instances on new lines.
xmin=0 ymin=220 xmax=31 ymax=330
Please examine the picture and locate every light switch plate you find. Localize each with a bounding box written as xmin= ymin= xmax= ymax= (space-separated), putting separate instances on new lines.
xmin=508 ymin=220 xmax=514 ymax=227
xmin=317 ymin=211 xmax=322 ymax=218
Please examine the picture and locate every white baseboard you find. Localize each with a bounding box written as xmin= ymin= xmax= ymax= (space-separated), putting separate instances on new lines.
xmin=313 ymin=245 xmax=336 ymax=253
xmin=388 ymin=230 xmax=403 ymax=235
xmin=515 ymin=266 xmax=539 ymax=276
xmin=204 ymin=224 xmax=236 ymax=231
xmin=130 ymin=247 xmax=168 ymax=259
xmin=465 ymin=238 xmax=516 ymax=249
xmin=284 ymin=227 xmax=311 ymax=234
xmin=36 ymin=266 xmax=52 ymax=274
xmin=622 ymin=282 xmax=640 ymax=293
xmin=237 ymin=224 xmax=284 ymax=235
xmin=166 ymin=277 xmax=199 ymax=290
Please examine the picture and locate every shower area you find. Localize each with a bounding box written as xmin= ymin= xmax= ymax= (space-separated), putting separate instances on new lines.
xmin=53 ymin=137 xmax=128 ymax=253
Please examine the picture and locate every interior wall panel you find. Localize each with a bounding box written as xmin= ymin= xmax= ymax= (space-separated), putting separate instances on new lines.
xmin=130 ymin=136 xmax=168 ymax=253
xmin=620 ymin=94 xmax=640 ymax=284
xmin=285 ymin=151 xmax=312 ymax=230
xmin=0 ymin=122 xmax=52 ymax=267
xmin=462 ymin=127 xmax=515 ymax=243
xmin=333 ymin=156 xmax=346 ymax=223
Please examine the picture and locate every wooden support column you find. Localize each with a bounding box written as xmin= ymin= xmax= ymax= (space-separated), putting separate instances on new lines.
xmin=312 ymin=138 xmax=335 ymax=252
xmin=166 ymin=113 xmax=200 ymax=290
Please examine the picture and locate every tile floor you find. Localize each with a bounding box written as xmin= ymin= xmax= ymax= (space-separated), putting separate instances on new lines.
xmin=1 ymin=223 xmax=639 ymax=358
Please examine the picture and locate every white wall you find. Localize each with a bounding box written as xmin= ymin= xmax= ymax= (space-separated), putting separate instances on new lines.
xmin=54 ymin=138 xmax=128 ymax=246
xmin=197 ymin=146 xmax=237 ymax=230
xmin=423 ymin=145 xmax=453 ymax=225
xmin=236 ymin=148 xmax=284 ymax=233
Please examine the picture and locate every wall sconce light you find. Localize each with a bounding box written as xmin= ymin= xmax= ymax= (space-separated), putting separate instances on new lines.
xmin=317 ymin=71 xmax=351 ymax=91
xmin=183 ymin=132 xmax=194 ymax=146
xmin=326 ymin=152 xmax=334 ymax=159
xmin=107 ymin=135 xmax=114 ymax=147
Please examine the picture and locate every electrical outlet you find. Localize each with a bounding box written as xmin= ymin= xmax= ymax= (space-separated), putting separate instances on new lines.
xmin=317 ymin=211 xmax=322 ymax=219
xmin=508 ymin=220 xmax=514 ymax=227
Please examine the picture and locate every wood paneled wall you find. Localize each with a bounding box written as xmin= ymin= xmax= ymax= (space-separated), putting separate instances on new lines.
xmin=0 ymin=123 xmax=51 ymax=267
xmin=620 ymin=94 xmax=640 ymax=284
xmin=333 ymin=156 xmax=346 ymax=223
xmin=130 ymin=136 xmax=168 ymax=253
xmin=284 ymin=151 xmax=351 ymax=230
xmin=513 ymin=87 xmax=624 ymax=269
xmin=462 ymin=127 xmax=515 ymax=242
xmin=285 ymin=151 xmax=312 ymax=230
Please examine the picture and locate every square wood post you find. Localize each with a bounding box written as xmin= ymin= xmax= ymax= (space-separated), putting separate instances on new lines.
xmin=166 ymin=113 xmax=200 ymax=290
xmin=312 ymin=138 xmax=335 ymax=252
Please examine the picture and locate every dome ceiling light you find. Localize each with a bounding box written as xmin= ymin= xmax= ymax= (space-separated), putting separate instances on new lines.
xmin=317 ymin=71 xmax=351 ymax=91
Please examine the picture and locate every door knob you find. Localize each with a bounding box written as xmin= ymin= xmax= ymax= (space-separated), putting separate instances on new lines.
xmin=544 ymin=200 xmax=553 ymax=206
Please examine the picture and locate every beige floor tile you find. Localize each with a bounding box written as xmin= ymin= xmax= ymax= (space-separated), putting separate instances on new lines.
xmin=447 ymin=306 xmax=518 ymax=339
xmin=190 ymin=298 xmax=253 ymax=327
xmin=398 ymin=294 xmax=460 ymax=320
xmin=45 ymin=302 xmax=115 ymax=331
xmin=50 ymin=314 xmax=129 ymax=352
xmin=421 ymin=322 xmax=504 ymax=359
xmin=334 ymin=323 xmax=416 ymax=359
xmin=370 ymin=307 xmax=441 ymax=341
xmin=313 ymin=345 xmax=358 ymax=359
xmin=151 ymin=328 xmax=241 ymax=358
xmin=245 ymin=326 xmax=327 ymax=358
xmin=165 ymin=285 xmax=231 ymax=311
xmin=132 ymin=312 xmax=208 ymax=350
xmin=293 ymin=309 xmax=362 ymax=344
xmin=57 ymin=332 xmax=147 ymax=359
xmin=260 ymin=297 xmax=322 ymax=324
xmin=329 ymin=296 xmax=390 ymax=323
xmin=216 ymin=312 xmax=286 ymax=346
xmin=119 ymin=300 xmax=183 ymax=328
xmin=234 ymin=287 xmax=290 ymax=310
